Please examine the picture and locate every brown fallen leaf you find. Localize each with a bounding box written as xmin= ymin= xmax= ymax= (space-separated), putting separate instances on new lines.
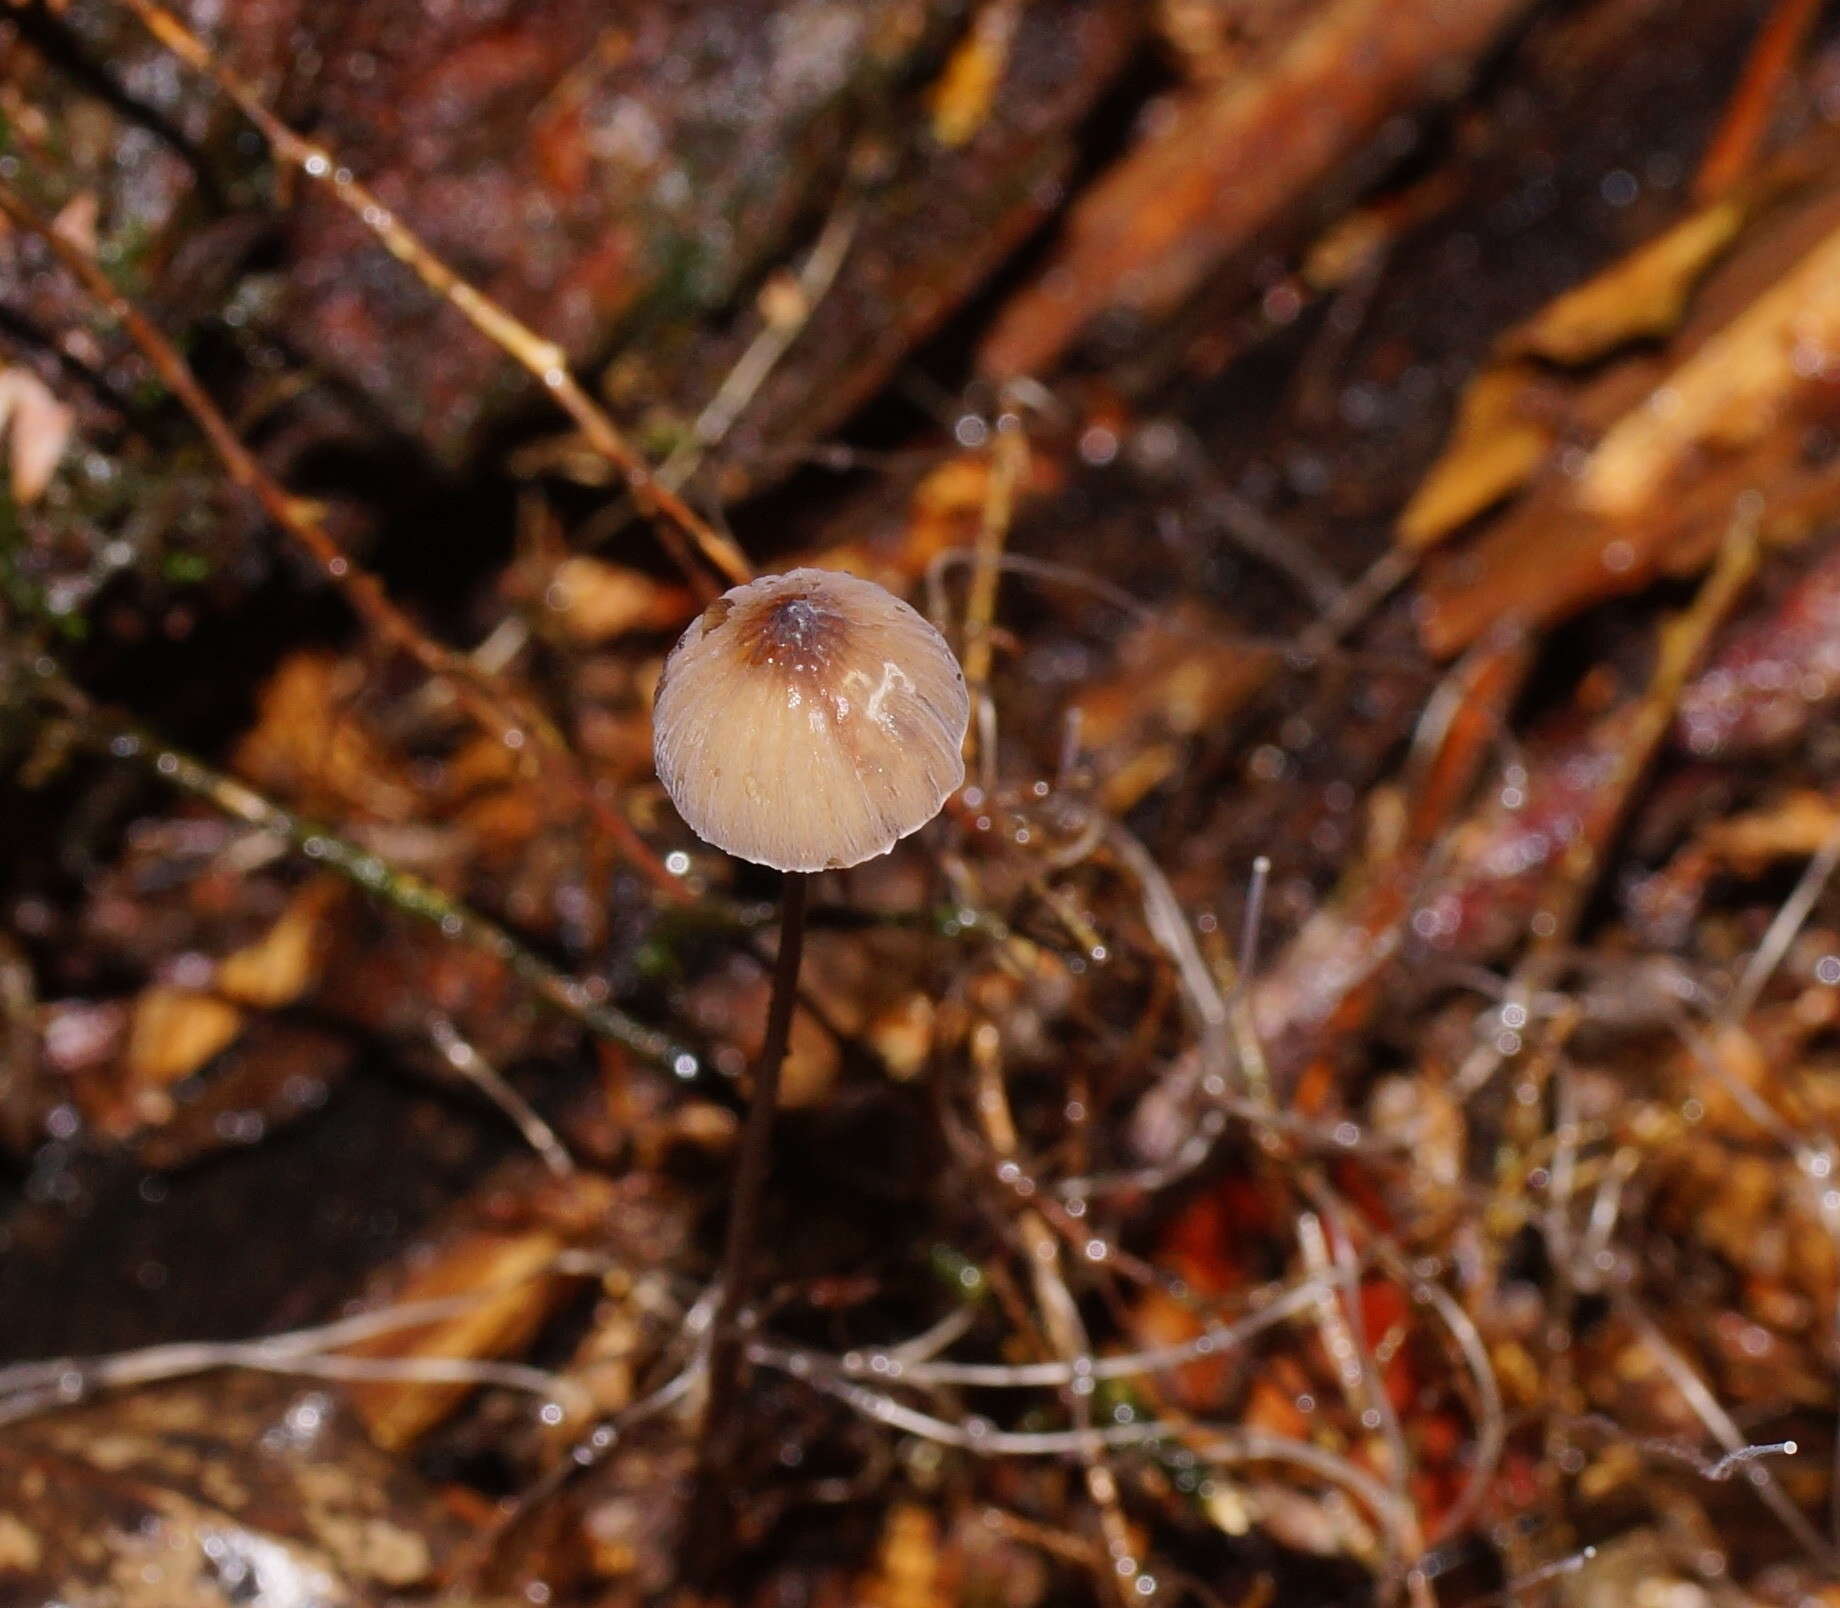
xmin=1396 ymin=365 xmax=1562 ymax=550
xmin=928 ymin=0 xmax=1023 ymax=148
xmin=233 ymin=652 xmax=422 ymax=823
xmin=978 ymin=0 xmax=1534 ymax=377
xmin=1578 ymin=217 xmax=1840 ymax=521
xmin=866 ymin=990 xmax=936 ymax=1081
xmin=1406 ymin=131 xmax=1840 ymax=654
xmin=1632 ymin=787 xmax=1840 ymax=944
xmin=338 ymin=1167 xmax=618 ymax=1450
xmin=1300 ymin=166 xmax=1463 ymax=294
xmin=1156 ymin=0 xmax=1323 ymax=85
xmin=1691 ymin=787 xmax=1840 ymax=869
xmin=0 ymin=366 xmax=74 ymax=505
xmin=0 ymin=1374 xmax=461 ymax=1606
xmin=1416 ymin=437 xmax=1840 ymax=659
xmin=67 ymin=879 xmax=347 ymax=1141
xmin=860 ymin=1501 xmax=956 ymax=1608
xmin=135 ymin=1019 xmax=357 ymax=1170
xmin=806 ymin=446 xmax=1068 ymax=587
xmin=124 ymin=984 xmax=244 ymax=1093
xmin=215 ymin=877 xmax=341 ymax=1009
xmin=49 ymin=189 xmax=98 ymax=255
xmin=1069 ymin=600 xmax=1274 ymax=813
xmin=1503 ymin=194 xmax=1751 ymax=366
xmin=683 ymin=924 xmax=938 ymax=1106
xmin=544 ymin=556 xmax=692 ymax=645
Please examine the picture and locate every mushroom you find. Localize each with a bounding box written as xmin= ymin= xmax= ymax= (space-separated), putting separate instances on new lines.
xmin=652 ymin=566 xmax=968 ymax=1542
xmin=653 ymin=566 xmax=969 ymax=873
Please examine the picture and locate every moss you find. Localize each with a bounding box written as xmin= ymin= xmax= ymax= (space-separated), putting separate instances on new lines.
xmin=0 ymin=492 xmax=85 ymax=642
xmin=160 ymin=549 xmax=211 ymax=585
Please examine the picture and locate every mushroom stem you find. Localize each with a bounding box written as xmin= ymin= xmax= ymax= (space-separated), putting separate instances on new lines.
xmin=690 ymin=869 xmax=808 ymax=1553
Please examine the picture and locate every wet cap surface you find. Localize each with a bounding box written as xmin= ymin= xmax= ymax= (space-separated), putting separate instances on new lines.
xmin=653 ymin=568 xmax=970 ymax=872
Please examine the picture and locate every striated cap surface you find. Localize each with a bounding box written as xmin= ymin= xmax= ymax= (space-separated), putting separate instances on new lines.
xmin=653 ymin=568 xmax=969 ymax=872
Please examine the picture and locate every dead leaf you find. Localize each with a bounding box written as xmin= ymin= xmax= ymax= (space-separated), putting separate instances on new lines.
xmin=1579 ymin=218 xmax=1840 ymax=520
xmin=861 ymin=1502 xmax=954 ymax=1608
xmin=215 ymin=878 xmax=340 ymax=1008
xmin=0 ymin=367 xmax=74 ymax=505
xmin=866 ymin=992 xmax=935 ymax=1081
xmin=1505 ymin=195 xmax=1750 ymax=365
xmin=979 ymin=0 xmax=1534 ymax=377
xmin=1397 ymin=365 xmax=1559 ymax=549
xmin=1552 ymin=1530 xmax=1722 ymax=1604
xmin=1697 ymin=788 xmax=1840 ymax=869
xmin=1398 ymin=182 xmax=1765 ymax=551
xmin=49 ymin=190 xmax=98 ymax=256
xmin=136 ymin=1020 xmax=357 ymax=1170
xmin=1157 ymin=0 xmax=1322 ymax=84
xmin=806 ymin=447 xmax=1066 ymax=585
xmin=683 ymin=927 xmax=935 ymax=1108
xmin=1405 ymin=134 xmax=1840 ymax=653
xmin=928 ymin=0 xmax=1022 ymax=148
xmin=339 ymin=1168 xmax=618 ymax=1449
xmin=546 ymin=556 xmax=690 ymax=644
xmin=1301 ymin=168 xmax=1462 ymax=292
xmin=342 ymin=1226 xmax=571 ymax=1451
xmin=125 ymin=985 xmax=244 ymax=1090
xmin=1070 ymin=600 xmax=1273 ymax=812
xmin=233 ymin=653 xmax=421 ymax=822
xmin=0 ymin=1375 xmax=459 ymax=1605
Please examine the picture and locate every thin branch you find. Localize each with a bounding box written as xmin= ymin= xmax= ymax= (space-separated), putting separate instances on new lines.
xmin=1693 ymin=0 xmax=1826 ymax=200
xmin=0 ymin=176 xmax=520 ymax=742
xmin=806 ymin=1274 xmax=1330 ymax=1388
xmin=1722 ymin=812 xmax=1840 ymax=1026
xmin=32 ymin=667 xmax=691 ymax=1068
xmin=1613 ymin=1290 xmax=1839 ymax=1570
xmin=969 ymin=1013 xmax=1142 ymax=1604
xmin=116 ymin=0 xmax=752 ymax=597
xmin=426 ymin=1013 xmax=576 ymax=1178
xmin=659 ymin=194 xmax=862 ymax=491
xmin=961 ymin=411 xmax=1029 ymax=784
xmin=0 ymin=1278 xmax=593 ymax=1426
xmin=0 ymin=172 xmax=682 ymax=898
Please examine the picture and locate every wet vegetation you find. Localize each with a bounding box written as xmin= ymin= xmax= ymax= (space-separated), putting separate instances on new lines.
xmin=6 ymin=1 xmax=1840 ymax=1604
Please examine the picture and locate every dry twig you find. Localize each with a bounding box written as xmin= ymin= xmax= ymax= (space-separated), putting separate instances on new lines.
xmin=116 ymin=0 xmax=754 ymax=598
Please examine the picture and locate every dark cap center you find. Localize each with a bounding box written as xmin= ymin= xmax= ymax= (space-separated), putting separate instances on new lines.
xmin=739 ymin=591 xmax=847 ymax=674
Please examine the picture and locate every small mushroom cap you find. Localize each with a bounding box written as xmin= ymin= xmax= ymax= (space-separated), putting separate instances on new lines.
xmin=653 ymin=568 xmax=969 ymax=872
